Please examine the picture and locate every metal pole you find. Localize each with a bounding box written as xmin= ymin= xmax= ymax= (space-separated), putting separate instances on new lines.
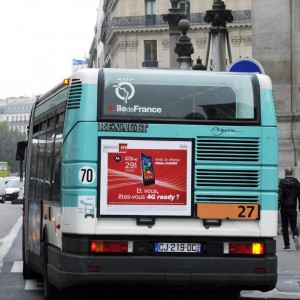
xmin=225 ymin=31 xmax=232 ymax=64
xmin=204 ymin=0 xmax=233 ymax=71
xmin=211 ymin=28 xmax=226 ymax=71
xmin=205 ymin=32 xmax=212 ymax=70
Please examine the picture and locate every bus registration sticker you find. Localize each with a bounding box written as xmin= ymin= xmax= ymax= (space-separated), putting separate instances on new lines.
xmin=196 ymin=203 xmax=260 ymax=220
xmin=155 ymin=242 xmax=201 ymax=253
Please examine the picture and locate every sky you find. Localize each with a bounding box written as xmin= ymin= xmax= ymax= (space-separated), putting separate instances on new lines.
xmin=0 ymin=0 xmax=99 ymax=99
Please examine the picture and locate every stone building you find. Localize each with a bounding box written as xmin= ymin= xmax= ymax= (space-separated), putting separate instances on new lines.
xmin=252 ymin=0 xmax=300 ymax=178
xmin=96 ymin=0 xmax=252 ymax=69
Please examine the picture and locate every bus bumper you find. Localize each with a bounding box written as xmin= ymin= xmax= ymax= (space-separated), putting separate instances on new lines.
xmin=47 ymin=245 xmax=277 ymax=292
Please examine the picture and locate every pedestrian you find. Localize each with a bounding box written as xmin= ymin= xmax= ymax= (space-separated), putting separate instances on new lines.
xmin=278 ymin=167 xmax=300 ymax=251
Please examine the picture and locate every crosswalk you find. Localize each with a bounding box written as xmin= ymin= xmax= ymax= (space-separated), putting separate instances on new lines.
xmin=10 ymin=261 xmax=43 ymax=290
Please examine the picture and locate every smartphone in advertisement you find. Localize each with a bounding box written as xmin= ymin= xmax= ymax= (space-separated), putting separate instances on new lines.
xmin=141 ymin=153 xmax=155 ymax=185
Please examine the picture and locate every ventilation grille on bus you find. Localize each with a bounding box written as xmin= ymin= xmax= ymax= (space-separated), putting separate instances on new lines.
xmin=195 ymin=194 xmax=259 ymax=204
xmin=195 ymin=169 xmax=259 ymax=188
xmin=196 ymin=137 xmax=260 ymax=162
xmin=67 ymin=79 xmax=82 ymax=109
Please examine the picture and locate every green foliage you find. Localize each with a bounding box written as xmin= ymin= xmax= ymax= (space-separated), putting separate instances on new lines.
xmin=0 ymin=121 xmax=27 ymax=174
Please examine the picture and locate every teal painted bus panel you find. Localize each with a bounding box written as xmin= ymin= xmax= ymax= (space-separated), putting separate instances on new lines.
xmin=100 ymin=124 xmax=261 ymax=140
xmin=63 ymin=122 xmax=98 ymax=162
xmin=62 ymin=163 xmax=98 ymax=189
xmin=80 ymin=85 xmax=98 ymax=119
xmin=260 ymin=89 xmax=277 ymax=126
xmin=62 ymin=193 xmax=78 ymax=207
xmin=260 ymin=192 xmax=278 ymax=210
xmin=64 ymin=84 xmax=98 ymax=137
xmin=99 ymin=124 xmax=263 ymax=139
xmin=146 ymin=124 xmax=262 ymax=140
xmin=260 ymin=167 xmax=279 ymax=191
xmin=261 ymin=127 xmax=278 ymax=165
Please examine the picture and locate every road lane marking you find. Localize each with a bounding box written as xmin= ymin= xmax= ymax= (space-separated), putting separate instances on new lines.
xmin=25 ymin=279 xmax=43 ymax=290
xmin=11 ymin=260 xmax=23 ymax=272
xmin=0 ymin=216 xmax=22 ymax=272
xmin=11 ymin=261 xmax=44 ymax=291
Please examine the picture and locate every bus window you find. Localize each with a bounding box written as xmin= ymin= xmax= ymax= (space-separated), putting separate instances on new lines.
xmin=101 ymin=70 xmax=256 ymax=122
xmin=43 ymin=117 xmax=55 ymax=201
xmin=52 ymin=125 xmax=63 ymax=203
xmin=28 ymin=137 xmax=38 ymax=199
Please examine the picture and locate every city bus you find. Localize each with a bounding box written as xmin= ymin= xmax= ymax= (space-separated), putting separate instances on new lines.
xmin=17 ymin=68 xmax=278 ymax=300
xmin=0 ymin=161 xmax=9 ymax=177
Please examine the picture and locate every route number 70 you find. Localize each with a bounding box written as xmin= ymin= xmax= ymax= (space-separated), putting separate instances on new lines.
xmin=79 ymin=167 xmax=96 ymax=184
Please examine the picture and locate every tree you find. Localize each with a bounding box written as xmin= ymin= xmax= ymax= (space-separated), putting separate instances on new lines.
xmin=0 ymin=122 xmax=27 ymax=175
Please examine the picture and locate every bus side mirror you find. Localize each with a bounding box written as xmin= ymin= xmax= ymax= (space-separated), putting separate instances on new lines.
xmin=16 ymin=141 xmax=28 ymax=161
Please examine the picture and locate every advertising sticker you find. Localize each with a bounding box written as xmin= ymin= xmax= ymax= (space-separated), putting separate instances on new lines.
xmin=99 ymin=138 xmax=193 ymax=217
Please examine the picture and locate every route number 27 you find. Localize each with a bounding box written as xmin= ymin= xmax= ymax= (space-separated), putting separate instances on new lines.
xmin=238 ymin=205 xmax=257 ymax=219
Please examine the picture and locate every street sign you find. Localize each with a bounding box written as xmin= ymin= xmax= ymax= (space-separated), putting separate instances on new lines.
xmin=228 ymin=58 xmax=265 ymax=74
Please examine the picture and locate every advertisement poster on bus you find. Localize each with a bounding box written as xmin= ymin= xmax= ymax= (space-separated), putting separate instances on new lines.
xmin=99 ymin=138 xmax=193 ymax=217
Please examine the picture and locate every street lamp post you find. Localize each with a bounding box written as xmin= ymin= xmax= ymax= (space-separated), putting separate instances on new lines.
xmin=163 ymin=0 xmax=186 ymax=68
xmin=175 ymin=19 xmax=194 ymax=69
xmin=204 ymin=0 xmax=233 ymax=71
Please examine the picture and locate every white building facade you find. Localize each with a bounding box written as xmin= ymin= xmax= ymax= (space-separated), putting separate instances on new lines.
xmin=0 ymin=98 xmax=34 ymax=135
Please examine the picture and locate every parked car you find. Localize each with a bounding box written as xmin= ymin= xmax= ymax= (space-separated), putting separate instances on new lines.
xmin=5 ymin=177 xmax=21 ymax=201
xmin=0 ymin=178 xmax=6 ymax=203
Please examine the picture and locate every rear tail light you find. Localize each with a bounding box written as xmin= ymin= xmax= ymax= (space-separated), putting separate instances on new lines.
xmin=90 ymin=241 xmax=133 ymax=253
xmin=224 ymin=242 xmax=264 ymax=255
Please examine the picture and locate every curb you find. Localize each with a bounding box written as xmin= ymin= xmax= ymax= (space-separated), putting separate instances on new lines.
xmin=240 ymin=289 xmax=300 ymax=299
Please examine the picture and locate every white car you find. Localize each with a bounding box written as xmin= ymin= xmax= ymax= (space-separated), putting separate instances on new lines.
xmin=5 ymin=177 xmax=21 ymax=201
xmin=0 ymin=178 xmax=6 ymax=203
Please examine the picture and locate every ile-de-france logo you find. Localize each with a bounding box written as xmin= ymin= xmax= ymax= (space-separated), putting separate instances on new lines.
xmin=113 ymin=82 xmax=135 ymax=104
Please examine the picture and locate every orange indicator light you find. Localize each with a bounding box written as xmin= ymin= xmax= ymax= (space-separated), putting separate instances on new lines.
xmin=227 ymin=242 xmax=264 ymax=255
xmin=252 ymin=243 xmax=264 ymax=255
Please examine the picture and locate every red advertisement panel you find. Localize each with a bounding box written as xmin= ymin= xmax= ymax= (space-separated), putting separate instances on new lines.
xmin=100 ymin=139 xmax=192 ymax=217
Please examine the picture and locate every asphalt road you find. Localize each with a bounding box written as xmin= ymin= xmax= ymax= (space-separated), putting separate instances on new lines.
xmin=240 ymin=219 xmax=300 ymax=299
xmin=0 ymin=202 xmax=300 ymax=299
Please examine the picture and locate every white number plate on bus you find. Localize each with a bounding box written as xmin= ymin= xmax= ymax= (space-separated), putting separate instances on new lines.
xmin=154 ymin=242 xmax=201 ymax=253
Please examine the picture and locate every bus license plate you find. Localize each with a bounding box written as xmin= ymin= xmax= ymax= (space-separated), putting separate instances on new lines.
xmin=154 ymin=242 xmax=201 ymax=253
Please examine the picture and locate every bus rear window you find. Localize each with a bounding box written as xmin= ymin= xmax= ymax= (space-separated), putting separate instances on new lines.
xmin=101 ymin=70 xmax=257 ymax=122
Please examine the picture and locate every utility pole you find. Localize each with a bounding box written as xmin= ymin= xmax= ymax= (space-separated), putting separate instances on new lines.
xmin=163 ymin=0 xmax=186 ymax=68
xmin=204 ymin=0 xmax=233 ymax=71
